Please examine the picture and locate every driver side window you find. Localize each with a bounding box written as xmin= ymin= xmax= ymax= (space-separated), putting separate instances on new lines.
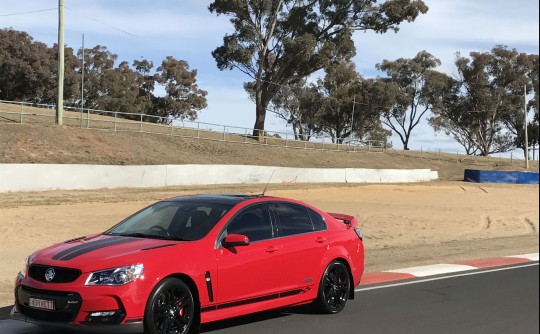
xmin=224 ymin=204 xmax=274 ymax=243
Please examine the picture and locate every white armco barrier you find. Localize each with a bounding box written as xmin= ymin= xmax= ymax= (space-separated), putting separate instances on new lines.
xmin=0 ymin=164 xmax=438 ymax=192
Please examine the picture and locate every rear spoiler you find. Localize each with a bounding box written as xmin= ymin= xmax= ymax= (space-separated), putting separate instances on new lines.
xmin=327 ymin=213 xmax=358 ymax=228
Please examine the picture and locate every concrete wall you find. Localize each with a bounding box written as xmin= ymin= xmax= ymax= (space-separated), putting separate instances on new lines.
xmin=0 ymin=164 xmax=438 ymax=192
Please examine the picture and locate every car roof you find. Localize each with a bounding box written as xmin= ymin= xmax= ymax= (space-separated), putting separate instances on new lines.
xmin=164 ymin=194 xmax=268 ymax=205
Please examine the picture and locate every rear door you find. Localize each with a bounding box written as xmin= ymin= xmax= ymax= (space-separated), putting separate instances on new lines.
xmin=272 ymin=202 xmax=328 ymax=293
xmin=215 ymin=203 xmax=282 ymax=304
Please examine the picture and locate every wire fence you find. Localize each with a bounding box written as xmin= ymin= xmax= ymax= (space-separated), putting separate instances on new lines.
xmin=0 ymin=100 xmax=538 ymax=169
xmin=0 ymin=100 xmax=386 ymax=153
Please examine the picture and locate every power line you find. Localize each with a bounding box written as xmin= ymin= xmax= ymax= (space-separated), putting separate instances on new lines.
xmin=0 ymin=8 xmax=56 ymax=17
xmin=65 ymin=6 xmax=137 ymax=37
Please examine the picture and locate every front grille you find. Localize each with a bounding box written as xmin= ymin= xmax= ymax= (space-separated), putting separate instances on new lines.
xmin=29 ymin=265 xmax=82 ymax=283
xmin=17 ymin=285 xmax=82 ymax=323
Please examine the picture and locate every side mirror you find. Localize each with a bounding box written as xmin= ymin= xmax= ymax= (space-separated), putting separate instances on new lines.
xmin=222 ymin=234 xmax=250 ymax=247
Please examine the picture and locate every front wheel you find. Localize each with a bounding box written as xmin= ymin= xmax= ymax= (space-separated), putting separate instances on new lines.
xmin=313 ymin=260 xmax=351 ymax=314
xmin=144 ymin=278 xmax=196 ymax=334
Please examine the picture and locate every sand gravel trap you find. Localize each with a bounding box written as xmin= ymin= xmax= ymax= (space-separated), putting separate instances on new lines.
xmin=0 ymin=182 xmax=538 ymax=309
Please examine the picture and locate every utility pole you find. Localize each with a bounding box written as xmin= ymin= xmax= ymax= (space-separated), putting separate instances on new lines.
xmin=349 ymin=95 xmax=356 ymax=150
xmin=80 ymin=34 xmax=84 ymax=128
xmin=56 ymin=0 xmax=65 ymax=125
xmin=524 ymin=84 xmax=529 ymax=169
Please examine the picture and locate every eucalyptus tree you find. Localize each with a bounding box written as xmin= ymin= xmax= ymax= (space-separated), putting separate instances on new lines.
xmin=152 ymin=56 xmax=208 ymax=123
xmin=266 ymin=80 xmax=321 ymax=141
xmin=430 ymin=46 xmax=537 ymax=156
xmin=0 ymin=28 xmax=77 ymax=104
xmin=209 ymin=0 xmax=429 ymax=137
xmin=80 ymin=45 xmax=118 ymax=110
xmin=376 ymin=51 xmax=445 ymax=150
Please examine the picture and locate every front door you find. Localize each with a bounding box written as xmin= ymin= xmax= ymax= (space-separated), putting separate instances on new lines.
xmin=215 ymin=203 xmax=282 ymax=304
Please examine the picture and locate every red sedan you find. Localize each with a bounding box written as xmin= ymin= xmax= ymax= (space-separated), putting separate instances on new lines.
xmin=12 ymin=194 xmax=364 ymax=333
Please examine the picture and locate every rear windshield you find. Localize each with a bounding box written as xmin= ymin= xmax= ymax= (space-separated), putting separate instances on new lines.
xmin=106 ymin=201 xmax=232 ymax=241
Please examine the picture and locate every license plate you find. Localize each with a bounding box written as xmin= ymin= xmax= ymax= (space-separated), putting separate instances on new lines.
xmin=29 ymin=297 xmax=55 ymax=311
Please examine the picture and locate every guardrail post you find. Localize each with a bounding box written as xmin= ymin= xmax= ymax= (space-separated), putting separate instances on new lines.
xmin=114 ymin=112 xmax=117 ymax=131
xmin=197 ymin=122 xmax=200 ymax=139
xmin=140 ymin=114 xmax=143 ymax=132
xmin=19 ymin=102 xmax=23 ymax=124
xmin=170 ymin=122 xmax=174 ymax=136
xmin=223 ymin=126 xmax=226 ymax=141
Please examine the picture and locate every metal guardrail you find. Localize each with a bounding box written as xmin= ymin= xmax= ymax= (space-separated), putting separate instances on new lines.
xmin=0 ymin=100 xmax=386 ymax=153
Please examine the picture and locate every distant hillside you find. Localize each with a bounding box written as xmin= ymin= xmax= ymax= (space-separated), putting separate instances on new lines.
xmin=1 ymin=121 xmax=535 ymax=181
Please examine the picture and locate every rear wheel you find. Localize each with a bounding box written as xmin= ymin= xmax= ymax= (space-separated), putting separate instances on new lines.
xmin=313 ymin=260 xmax=351 ymax=314
xmin=144 ymin=278 xmax=196 ymax=334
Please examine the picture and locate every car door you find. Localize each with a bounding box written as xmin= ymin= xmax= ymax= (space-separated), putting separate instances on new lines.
xmin=215 ymin=203 xmax=282 ymax=304
xmin=272 ymin=202 xmax=329 ymax=293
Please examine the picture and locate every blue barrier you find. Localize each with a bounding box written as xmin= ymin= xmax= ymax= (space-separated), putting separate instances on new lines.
xmin=464 ymin=169 xmax=539 ymax=184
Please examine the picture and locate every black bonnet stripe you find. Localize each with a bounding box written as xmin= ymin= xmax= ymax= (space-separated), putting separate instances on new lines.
xmin=53 ymin=237 xmax=135 ymax=261
xmin=53 ymin=237 xmax=123 ymax=260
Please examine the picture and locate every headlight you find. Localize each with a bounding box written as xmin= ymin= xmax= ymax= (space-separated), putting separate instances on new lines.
xmin=21 ymin=256 xmax=30 ymax=277
xmin=85 ymin=264 xmax=144 ymax=286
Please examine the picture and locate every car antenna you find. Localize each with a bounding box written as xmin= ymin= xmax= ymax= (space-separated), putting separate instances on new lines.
xmin=261 ymin=170 xmax=275 ymax=196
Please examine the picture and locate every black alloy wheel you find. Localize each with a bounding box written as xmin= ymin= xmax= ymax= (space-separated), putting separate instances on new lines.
xmin=314 ymin=260 xmax=351 ymax=314
xmin=145 ymin=278 xmax=196 ymax=334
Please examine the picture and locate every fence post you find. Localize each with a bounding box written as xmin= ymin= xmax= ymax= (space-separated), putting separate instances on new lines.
xmin=114 ymin=112 xmax=117 ymax=131
xmin=139 ymin=114 xmax=143 ymax=132
xmin=223 ymin=126 xmax=226 ymax=141
xmin=197 ymin=122 xmax=200 ymax=139
xmin=170 ymin=122 xmax=173 ymax=136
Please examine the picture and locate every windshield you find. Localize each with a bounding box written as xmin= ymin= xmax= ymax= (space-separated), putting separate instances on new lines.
xmin=106 ymin=201 xmax=232 ymax=241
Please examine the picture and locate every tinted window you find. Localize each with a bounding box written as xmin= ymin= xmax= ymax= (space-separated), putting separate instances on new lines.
xmin=106 ymin=201 xmax=231 ymax=241
xmin=273 ymin=202 xmax=314 ymax=237
xmin=307 ymin=208 xmax=327 ymax=231
xmin=224 ymin=204 xmax=274 ymax=242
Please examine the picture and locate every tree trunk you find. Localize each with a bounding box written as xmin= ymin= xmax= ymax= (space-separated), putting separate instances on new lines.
xmin=253 ymin=102 xmax=266 ymax=139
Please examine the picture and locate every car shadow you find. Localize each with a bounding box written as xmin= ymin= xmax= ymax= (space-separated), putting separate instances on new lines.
xmin=0 ymin=305 xmax=12 ymax=320
xmin=200 ymin=304 xmax=314 ymax=332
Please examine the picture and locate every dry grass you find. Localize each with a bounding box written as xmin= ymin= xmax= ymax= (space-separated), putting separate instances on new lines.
xmin=0 ymin=102 xmax=537 ymax=181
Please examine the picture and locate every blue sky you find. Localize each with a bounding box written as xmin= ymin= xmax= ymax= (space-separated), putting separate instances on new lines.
xmin=1 ymin=0 xmax=539 ymax=154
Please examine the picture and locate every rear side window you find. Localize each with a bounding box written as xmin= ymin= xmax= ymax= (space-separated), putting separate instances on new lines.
xmin=307 ymin=208 xmax=327 ymax=231
xmin=273 ymin=202 xmax=314 ymax=237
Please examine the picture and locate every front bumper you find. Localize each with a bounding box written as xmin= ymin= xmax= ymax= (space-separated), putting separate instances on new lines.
xmin=11 ymin=306 xmax=143 ymax=333
xmin=12 ymin=272 xmax=149 ymax=333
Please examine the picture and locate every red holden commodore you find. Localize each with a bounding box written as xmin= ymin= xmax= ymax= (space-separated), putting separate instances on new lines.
xmin=12 ymin=194 xmax=364 ymax=334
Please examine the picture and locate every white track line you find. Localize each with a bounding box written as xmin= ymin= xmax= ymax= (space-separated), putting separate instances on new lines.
xmin=355 ymin=262 xmax=539 ymax=292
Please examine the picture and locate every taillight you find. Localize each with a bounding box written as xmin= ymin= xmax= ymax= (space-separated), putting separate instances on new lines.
xmin=354 ymin=227 xmax=363 ymax=241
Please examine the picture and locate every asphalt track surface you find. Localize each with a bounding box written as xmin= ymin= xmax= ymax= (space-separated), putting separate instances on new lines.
xmin=1 ymin=263 xmax=538 ymax=334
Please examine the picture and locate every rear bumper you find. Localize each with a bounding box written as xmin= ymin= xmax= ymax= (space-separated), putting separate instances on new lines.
xmin=11 ymin=306 xmax=144 ymax=334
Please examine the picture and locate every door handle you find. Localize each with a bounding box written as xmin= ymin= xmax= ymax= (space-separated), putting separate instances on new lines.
xmin=266 ymin=246 xmax=279 ymax=253
xmin=315 ymin=237 xmax=326 ymax=243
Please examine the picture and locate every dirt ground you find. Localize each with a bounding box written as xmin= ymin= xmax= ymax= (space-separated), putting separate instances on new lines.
xmin=0 ymin=181 xmax=538 ymax=311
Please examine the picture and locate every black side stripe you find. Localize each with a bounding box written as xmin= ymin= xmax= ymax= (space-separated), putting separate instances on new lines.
xmin=53 ymin=237 xmax=135 ymax=261
xmin=200 ymin=289 xmax=304 ymax=313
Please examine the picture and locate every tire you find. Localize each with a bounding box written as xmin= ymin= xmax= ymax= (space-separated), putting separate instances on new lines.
xmin=144 ymin=278 xmax=196 ymax=334
xmin=313 ymin=260 xmax=351 ymax=314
